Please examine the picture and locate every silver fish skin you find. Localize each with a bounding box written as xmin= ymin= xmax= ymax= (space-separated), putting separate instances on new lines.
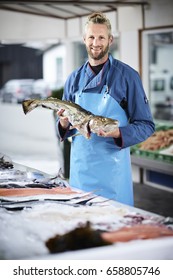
xmin=22 ymin=98 xmax=119 ymax=139
xmin=89 ymin=116 xmax=119 ymax=134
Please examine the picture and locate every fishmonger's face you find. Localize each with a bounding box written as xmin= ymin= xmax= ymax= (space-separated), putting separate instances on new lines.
xmin=83 ymin=23 xmax=113 ymax=62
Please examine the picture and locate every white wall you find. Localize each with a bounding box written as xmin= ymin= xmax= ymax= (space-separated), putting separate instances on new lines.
xmin=0 ymin=10 xmax=65 ymax=42
xmin=117 ymin=6 xmax=143 ymax=70
xmin=145 ymin=0 xmax=173 ymax=28
xmin=43 ymin=41 xmax=78 ymax=84
xmin=43 ymin=44 xmax=66 ymax=84
xmin=119 ymin=31 xmax=139 ymax=70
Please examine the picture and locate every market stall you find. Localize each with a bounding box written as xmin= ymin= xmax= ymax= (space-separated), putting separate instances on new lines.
xmin=0 ymin=154 xmax=173 ymax=260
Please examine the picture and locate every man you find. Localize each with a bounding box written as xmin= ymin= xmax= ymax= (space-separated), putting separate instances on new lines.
xmin=56 ymin=12 xmax=155 ymax=205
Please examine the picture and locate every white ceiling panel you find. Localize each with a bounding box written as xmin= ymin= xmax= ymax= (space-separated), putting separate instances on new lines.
xmin=0 ymin=1 xmax=149 ymax=20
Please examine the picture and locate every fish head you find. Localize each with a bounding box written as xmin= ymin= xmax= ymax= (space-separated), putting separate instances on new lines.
xmin=89 ymin=116 xmax=119 ymax=134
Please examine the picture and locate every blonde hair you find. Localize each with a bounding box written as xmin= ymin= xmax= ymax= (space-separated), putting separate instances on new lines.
xmin=84 ymin=12 xmax=112 ymax=37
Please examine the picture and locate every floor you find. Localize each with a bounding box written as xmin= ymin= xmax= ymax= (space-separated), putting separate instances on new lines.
xmin=133 ymin=182 xmax=173 ymax=218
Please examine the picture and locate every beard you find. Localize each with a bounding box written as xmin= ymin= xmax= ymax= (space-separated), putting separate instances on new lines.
xmin=86 ymin=43 xmax=109 ymax=61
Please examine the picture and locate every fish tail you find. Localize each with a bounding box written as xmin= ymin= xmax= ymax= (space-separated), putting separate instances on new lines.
xmin=22 ymin=99 xmax=37 ymax=114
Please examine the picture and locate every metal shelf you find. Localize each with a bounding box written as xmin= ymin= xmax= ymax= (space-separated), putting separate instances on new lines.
xmin=131 ymin=155 xmax=173 ymax=184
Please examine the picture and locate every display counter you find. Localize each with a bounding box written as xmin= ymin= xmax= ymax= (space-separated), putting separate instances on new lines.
xmin=0 ymin=155 xmax=173 ymax=260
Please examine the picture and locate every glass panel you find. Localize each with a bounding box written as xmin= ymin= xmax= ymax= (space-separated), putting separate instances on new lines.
xmin=148 ymin=31 xmax=173 ymax=121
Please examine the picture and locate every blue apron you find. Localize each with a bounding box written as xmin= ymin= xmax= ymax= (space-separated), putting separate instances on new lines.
xmin=69 ymin=62 xmax=133 ymax=206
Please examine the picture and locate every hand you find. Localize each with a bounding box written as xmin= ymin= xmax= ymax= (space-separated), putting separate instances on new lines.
xmin=97 ymin=127 xmax=121 ymax=138
xmin=57 ymin=109 xmax=70 ymax=129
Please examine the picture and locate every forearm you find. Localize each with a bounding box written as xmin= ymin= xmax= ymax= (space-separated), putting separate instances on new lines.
xmin=120 ymin=120 xmax=155 ymax=148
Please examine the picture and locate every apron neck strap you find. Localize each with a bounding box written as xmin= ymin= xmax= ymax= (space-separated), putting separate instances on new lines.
xmin=79 ymin=56 xmax=112 ymax=94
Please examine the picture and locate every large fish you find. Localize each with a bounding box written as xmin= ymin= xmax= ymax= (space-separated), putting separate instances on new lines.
xmin=22 ymin=98 xmax=119 ymax=139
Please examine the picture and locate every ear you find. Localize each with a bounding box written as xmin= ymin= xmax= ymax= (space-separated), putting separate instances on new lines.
xmin=109 ymin=35 xmax=114 ymax=46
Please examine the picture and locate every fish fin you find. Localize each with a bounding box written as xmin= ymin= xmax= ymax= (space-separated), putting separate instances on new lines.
xmin=69 ymin=125 xmax=84 ymax=138
xmin=22 ymin=99 xmax=36 ymax=114
xmin=70 ymin=124 xmax=83 ymax=130
xmin=71 ymin=131 xmax=91 ymax=139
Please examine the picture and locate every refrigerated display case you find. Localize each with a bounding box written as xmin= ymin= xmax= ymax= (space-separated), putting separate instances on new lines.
xmin=132 ymin=27 xmax=173 ymax=189
xmin=142 ymin=27 xmax=173 ymax=122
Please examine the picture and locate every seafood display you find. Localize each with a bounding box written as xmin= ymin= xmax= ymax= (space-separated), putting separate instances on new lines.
xmin=22 ymin=98 xmax=119 ymax=139
xmin=0 ymin=154 xmax=173 ymax=259
xmin=101 ymin=224 xmax=173 ymax=243
xmin=1 ymin=195 xmax=173 ymax=259
xmin=46 ymin=222 xmax=173 ymax=254
xmin=0 ymin=187 xmax=77 ymax=197
xmin=139 ymin=129 xmax=173 ymax=151
xmin=130 ymin=125 xmax=173 ymax=164
xmin=0 ymin=155 xmax=13 ymax=170
xmin=46 ymin=222 xmax=111 ymax=253
xmin=0 ymin=154 xmax=76 ymax=197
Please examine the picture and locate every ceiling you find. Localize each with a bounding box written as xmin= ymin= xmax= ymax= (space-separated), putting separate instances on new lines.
xmin=0 ymin=0 xmax=149 ymax=20
xmin=0 ymin=1 xmax=149 ymax=50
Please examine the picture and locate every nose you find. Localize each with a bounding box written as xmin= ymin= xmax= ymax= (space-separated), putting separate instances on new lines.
xmin=92 ymin=38 xmax=99 ymax=46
